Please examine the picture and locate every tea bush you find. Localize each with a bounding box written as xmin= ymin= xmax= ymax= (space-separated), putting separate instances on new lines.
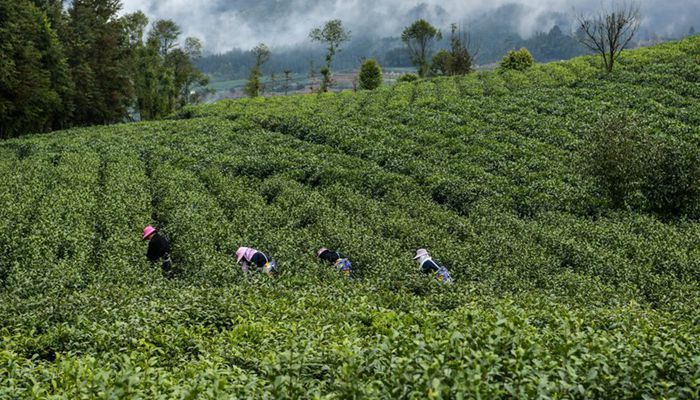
xmin=359 ymin=59 xmax=383 ymax=90
xmin=0 ymin=37 xmax=699 ymax=398
xmin=397 ymin=73 xmax=419 ymax=83
xmin=584 ymin=111 xmax=700 ymax=217
xmin=499 ymin=48 xmax=535 ymax=71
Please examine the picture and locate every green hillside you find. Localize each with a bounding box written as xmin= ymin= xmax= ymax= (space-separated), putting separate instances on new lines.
xmin=1 ymin=38 xmax=699 ymax=398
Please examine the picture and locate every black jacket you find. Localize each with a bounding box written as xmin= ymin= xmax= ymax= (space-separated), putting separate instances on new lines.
xmin=420 ymin=258 xmax=443 ymax=274
xmin=250 ymin=251 xmax=270 ymax=269
xmin=146 ymin=232 xmax=170 ymax=262
xmin=319 ymin=250 xmax=345 ymax=264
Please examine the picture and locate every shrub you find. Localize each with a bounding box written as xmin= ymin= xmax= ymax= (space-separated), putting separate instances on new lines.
xmin=431 ymin=50 xmax=453 ymax=76
xmin=583 ymin=112 xmax=647 ymax=209
xmin=359 ymin=59 xmax=383 ymax=90
xmin=642 ymin=136 xmax=700 ymax=217
xmin=397 ymin=73 xmax=419 ymax=83
xmin=583 ymin=112 xmax=700 ymax=217
xmin=500 ymin=48 xmax=535 ymax=71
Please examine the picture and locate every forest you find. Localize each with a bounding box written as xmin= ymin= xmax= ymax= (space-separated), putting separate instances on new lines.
xmin=0 ymin=0 xmax=208 ymax=138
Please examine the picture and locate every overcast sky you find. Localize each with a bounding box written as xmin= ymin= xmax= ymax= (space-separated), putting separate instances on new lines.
xmin=119 ymin=0 xmax=700 ymax=53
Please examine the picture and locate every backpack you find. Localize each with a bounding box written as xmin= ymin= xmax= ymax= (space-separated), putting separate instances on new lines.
xmin=334 ymin=258 xmax=353 ymax=279
xmin=436 ymin=266 xmax=452 ymax=283
xmin=262 ymin=260 xmax=278 ymax=276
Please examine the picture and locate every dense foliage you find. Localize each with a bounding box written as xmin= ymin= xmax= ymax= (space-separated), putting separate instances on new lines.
xmin=397 ymin=73 xmax=419 ymax=83
xmin=0 ymin=0 xmax=207 ymax=138
xmin=358 ymin=59 xmax=383 ymax=90
xmin=583 ymin=111 xmax=700 ymax=217
xmin=0 ymin=38 xmax=699 ymax=398
xmin=499 ymin=48 xmax=536 ymax=71
xmin=0 ymin=0 xmax=72 ymax=137
xmin=402 ymin=19 xmax=442 ymax=78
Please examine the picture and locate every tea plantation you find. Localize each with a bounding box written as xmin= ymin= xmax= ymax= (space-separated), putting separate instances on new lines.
xmin=1 ymin=37 xmax=699 ymax=398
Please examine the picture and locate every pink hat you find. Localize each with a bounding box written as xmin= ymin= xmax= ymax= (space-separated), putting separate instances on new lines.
xmin=142 ymin=225 xmax=156 ymax=240
xmin=413 ymin=248 xmax=429 ymax=259
xmin=317 ymin=247 xmax=328 ymax=257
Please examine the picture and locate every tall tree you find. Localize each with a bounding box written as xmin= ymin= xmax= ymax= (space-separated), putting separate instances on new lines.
xmin=401 ymin=19 xmax=442 ymax=78
xmin=309 ymin=19 xmax=350 ymax=92
xmin=122 ymin=10 xmax=148 ymax=48
xmin=30 ymin=0 xmax=65 ymax=31
xmin=0 ymin=0 xmax=72 ymax=138
xmin=149 ymin=19 xmax=181 ymax=57
xmin=244 ymin=43 xmax=271 ymax=98
xmin=283 ymin=70 xmax=292 ymax=95
xmin=167 ymin=37 xmax=209 ymax=107
xmin=448 ymin=24 xmax=477 ymax=75
xmin=575 ymin=2 xmax=641 ymax=73
xmin=122 ymin=11 xmax=164 ymax=120
xmin=131 ymin=19 xmax=207 ymax=119
xmin=66 ymin=0 xmax=132 ymax=125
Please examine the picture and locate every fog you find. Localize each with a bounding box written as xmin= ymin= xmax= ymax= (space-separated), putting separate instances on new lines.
xmin=119 ymin=0 xmax=700 ymax=53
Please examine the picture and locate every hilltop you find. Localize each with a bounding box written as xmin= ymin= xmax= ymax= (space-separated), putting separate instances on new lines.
xmin=0 ymin=37 xmax=699 ymax=398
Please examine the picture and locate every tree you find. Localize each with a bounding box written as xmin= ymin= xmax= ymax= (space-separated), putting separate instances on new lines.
xmin=308 ymin=60 xmax=318 ymax=93
xmin=309 ymin=19 xmax=350 ymax=92
xmin=132 ymin=24 xmax=176 ymax=120
xmin=430 ymin=50 xmax=452 ymax=76
xmin=499 ymin=48 xmax=535 ymax=71
xmin=149 ymin=19 xmax=181 ymax=57
xmin=30 ymin=0 xmax=66 ymax=35
xmin=167 ymin=43 xmax=209 ymax=107
xmin=129 ymin=17 xmax=207 ymax=119
xmin=244 ymin=43 xmax=271 ymax=98
xmin=172 ymin=37 xmax=209 ymax=105
xmin=448 ymin=24 xmax=477 ymax=75
xmin=66 ymin=0 xmax=132 ymax=125
xmin=283 ymin=70 xmax=292 ymax=95
xmin=575 ymin=1 xmax=641 ymax=73
xmin=359 ymin=59 xmax=382 ymax=90
xmin=122 ymin=10 xmax=148 ymax=48
xmin=690 ymin=26 xmax=696 ymax=36
xmin=0 ymin=0 xmax=72 ymax=137
xmin=430 ymin=25 xmax=478 ymax=77
xmin=401 ymin=19 xmax=442 ymax=78
xmin=269 ymin=72 xmax=277 ymax=93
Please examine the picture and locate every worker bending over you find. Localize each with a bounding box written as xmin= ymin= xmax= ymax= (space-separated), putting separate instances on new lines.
xmin=413 ymin=248 xmax=452 ymax=283
xmin=236 ymin=247 xmax=278 ymax=276
xmin=143 ymin=225 xmax=174 ymax=278
xmin=317 ymin=247 xmax=353 ymax=279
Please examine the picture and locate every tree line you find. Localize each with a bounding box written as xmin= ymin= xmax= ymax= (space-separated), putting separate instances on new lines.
xmin=2 ymin=0 xmax=646 ymax=135
xmin=245 ymin=2 xmax=643 ymax=97
xmin=0 ymin=0 xmax=208 ymax=139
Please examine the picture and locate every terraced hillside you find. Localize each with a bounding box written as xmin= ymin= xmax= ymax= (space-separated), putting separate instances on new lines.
xmin=1 ymin=37 xmax=699 ymax=398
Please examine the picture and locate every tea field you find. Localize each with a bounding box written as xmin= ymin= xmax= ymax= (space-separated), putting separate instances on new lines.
xmin=1 ymin=37 xmax=699 ymax=398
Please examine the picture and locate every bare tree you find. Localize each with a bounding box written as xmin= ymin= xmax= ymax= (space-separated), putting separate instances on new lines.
xmin=449 ymin=24 xmax=479 ymax=75
xmin=244 ymin=43 xmax=271 ymax=98
xmin=283 ymin=70 xmax=292 ymax=95
xmin=269 ymin=72 xmax=277 ymax=94
xmin=308 ymin=60 xmax=317 ymax=93
xmin=575 ymin=1 xmax=641 ymax=73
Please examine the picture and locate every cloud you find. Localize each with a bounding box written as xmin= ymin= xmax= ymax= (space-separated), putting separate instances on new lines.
xmin=119 ymin=0 xmax=700 ymax=53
